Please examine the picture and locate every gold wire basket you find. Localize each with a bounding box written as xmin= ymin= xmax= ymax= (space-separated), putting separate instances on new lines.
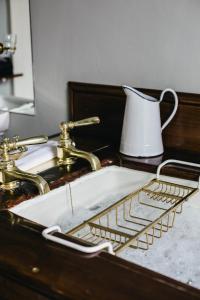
xmin=67 ymin=160 xmax=200 ymax=255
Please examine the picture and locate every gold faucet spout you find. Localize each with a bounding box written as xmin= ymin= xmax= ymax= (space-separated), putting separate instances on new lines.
xmin=4 ymin=167 xmax=50 ymax=194
xmin=57 ymin=117 xmax=102 ymax=171
xmin=0 ymin=135 xmax=50 ymax=194
xmin=64 ymin=147 xmax=101 ymax=171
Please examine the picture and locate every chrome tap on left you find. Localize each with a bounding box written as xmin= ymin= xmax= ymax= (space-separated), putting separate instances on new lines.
xmin=0 ymin=135 xmax=50 ymax=194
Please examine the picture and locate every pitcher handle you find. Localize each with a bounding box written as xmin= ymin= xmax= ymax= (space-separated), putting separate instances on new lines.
xmin=160 ymin=88 xmax=178 ymax=131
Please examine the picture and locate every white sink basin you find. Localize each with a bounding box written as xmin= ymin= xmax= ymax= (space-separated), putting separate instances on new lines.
xmin=10 ymin=166 xmax=153 ymax=230
xmin=9 ymin=165 xmax=200 ymax=289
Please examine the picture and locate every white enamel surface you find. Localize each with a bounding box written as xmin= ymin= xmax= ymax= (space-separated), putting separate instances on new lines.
xmin=10 ymin=184 xmax=72 ymax=227
xmin=10 ymin=165 xmax=199 ymax=227
xmin=159 ymin=88 xmax=178 ymax=131
xmin=120 ymin=86 xmax=178 ymax=157
xmin=69 ymin=166 xmax=153 ymax=212
xmin=10 ymin=166 xmax=154 ymax=229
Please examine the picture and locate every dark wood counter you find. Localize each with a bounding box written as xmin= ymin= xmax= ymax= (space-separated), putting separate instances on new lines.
xmin=1 ymin=142 xmax=200 ymax=300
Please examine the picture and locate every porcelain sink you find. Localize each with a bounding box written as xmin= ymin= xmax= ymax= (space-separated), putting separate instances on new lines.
xmin=10 ymin=166 xmax=153 ymax=230
xmin=10 ymin=165 xmax=199 ymax=230
xmin=9 ymin=165 xmax=200 ymax=288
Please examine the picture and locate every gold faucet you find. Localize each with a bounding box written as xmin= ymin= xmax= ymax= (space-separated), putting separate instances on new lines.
xmin=57 ymin=117 xmax=101 ymax=171
xmin=0 ymin=136 xmax=50 ymax=194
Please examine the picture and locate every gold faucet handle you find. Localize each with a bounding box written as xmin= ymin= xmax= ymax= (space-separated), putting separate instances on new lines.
xmin=71 ymin=116 xmax=100 ymax=128
xmin=1 ymin=135 xmax=48 ymax=150
xmin=0 ymin=135 xmax=48 ymax=162
xmin=14 ymin=135 xmax=48 ymax=148
xmin=59 ymin=117 xmax=100 ymax=145
xmin=60 ymin=116 xmax=100 ymax=132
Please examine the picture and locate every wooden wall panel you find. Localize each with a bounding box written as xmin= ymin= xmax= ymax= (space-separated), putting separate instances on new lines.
xmin=69 ymin=82 xmax=200 ymax=153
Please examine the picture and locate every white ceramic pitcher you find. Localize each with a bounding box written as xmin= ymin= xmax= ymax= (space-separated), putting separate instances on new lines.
xmin=120 ymin=85 xmax=178 ymax=157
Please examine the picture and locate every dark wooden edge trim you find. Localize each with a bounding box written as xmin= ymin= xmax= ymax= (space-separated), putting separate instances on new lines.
xmin=68 ymin=81 xmax=124 ymax=120
xmin=68 ymin=81 xmax=200 ymax=117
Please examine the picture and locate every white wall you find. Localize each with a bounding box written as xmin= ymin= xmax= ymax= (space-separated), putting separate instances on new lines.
xmin=7 ymin=0 xmax=200 ymax=137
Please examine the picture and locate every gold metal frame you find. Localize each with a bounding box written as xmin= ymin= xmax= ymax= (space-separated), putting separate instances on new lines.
xmin=67 ymin=178 xmax=198 ymax=254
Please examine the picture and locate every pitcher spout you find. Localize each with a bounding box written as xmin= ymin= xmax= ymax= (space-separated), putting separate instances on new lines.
xmin=122 ymin=85 xmax=157 ymax=102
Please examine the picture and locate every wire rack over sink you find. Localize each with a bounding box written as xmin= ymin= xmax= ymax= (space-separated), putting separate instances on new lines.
xmin=67 ymin=160 xmax=199 ymax=255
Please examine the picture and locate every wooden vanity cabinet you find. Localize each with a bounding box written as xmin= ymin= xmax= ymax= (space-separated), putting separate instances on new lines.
xmin=0 ymin=274 xmax=50 ymax=300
